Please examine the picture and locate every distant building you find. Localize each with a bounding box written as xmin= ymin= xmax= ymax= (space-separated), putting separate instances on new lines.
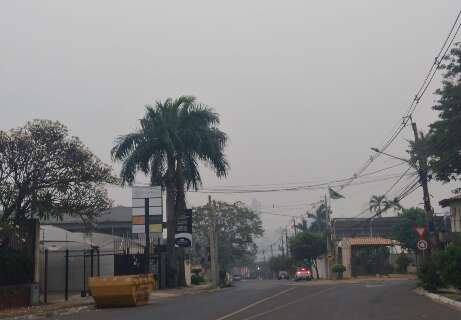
xmin=440 ymin=195 xmax=461 ymax=233
xmin=42 ymin=206 xmax=132 ymax=236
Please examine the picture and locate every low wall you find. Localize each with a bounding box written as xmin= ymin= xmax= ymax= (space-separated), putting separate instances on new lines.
xmin=0 ymin=284 xmax=31 ymax=309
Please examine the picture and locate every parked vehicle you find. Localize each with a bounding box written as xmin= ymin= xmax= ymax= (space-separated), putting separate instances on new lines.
xmin=232 ymin=274 xmax=243 ymax=281
xmin=278 ymin=271 xmax=289 ymax=280
xmin=294 ymin=265 xmax=313 ymax=281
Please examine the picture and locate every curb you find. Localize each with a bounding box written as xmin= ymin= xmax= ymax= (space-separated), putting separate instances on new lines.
xmin=414 ymin=288 xmax=461 ymax=311
xmin=0 ymin=303 xmax=93 ymax=320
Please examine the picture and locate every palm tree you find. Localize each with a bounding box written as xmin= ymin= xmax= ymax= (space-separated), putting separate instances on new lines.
xmin=369 ymin=195 xmax=403 ymax=217
xmin=307 ymin=203 xmax=330 ymax=234
xmin=111 ymin=96 xmax=229 ymax=287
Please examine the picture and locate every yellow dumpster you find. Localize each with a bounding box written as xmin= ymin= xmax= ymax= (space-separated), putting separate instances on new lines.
xmin=89 ymin=274 xmax=154 ymax=308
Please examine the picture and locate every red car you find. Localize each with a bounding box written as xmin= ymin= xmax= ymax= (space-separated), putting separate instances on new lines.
xmin=294 ymin=265 xmax=313 ymax=281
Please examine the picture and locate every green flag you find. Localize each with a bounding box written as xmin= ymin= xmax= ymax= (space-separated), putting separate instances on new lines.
xmin=328 ymin=187 xmax=345 ymax=200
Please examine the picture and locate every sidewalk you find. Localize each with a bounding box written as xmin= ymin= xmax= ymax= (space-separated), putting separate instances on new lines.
xmin=0 ymin=284 xmax=215 ymax=320
xmin=288 ymin=274 xmax=417 ymax=286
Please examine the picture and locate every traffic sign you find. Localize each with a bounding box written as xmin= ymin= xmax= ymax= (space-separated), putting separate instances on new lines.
xmin=417 ymin=239 xmax=428 ymax=251
xmin=414 ymin=225 xmax=427 ymax=240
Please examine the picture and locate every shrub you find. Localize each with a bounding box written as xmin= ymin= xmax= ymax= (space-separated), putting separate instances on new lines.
xmin=332 ymin=263 xmax=346 ymax=278
xmin=396 ymin=254 xmax=411 ymax=274
xmin=332 ymin=264 xmax=346 ymax=273
xmin=417 ymin=255 xmax=444 ymax=292
xmin=191 ymin=274 xmax=205 ymax=285
xmin=437 ymin=244 xmax=461 ymax=291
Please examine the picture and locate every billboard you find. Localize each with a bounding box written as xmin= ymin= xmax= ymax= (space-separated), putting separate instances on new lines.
xmin=131 ymin=186 xmax=163 ymax=238
xmin=175 ymin=209 xmax=192 ymax=247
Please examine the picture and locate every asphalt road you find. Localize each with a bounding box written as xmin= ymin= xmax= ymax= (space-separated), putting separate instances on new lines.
xmin=54 ymin=279 xmax=460 ymax=320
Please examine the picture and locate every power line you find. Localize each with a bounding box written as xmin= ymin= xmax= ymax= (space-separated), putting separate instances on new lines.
xmin=336 ymin=9 xmax=461 ymax=191
xmin=196 ymin=172 xmax=413 ymax=194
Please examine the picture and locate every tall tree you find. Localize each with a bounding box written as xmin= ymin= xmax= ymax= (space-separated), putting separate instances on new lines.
xmin=0 ymin=120 xmax=115 ymax=225
xmin=289 ymin=231 xmax=326 ymax=279
xmin=425 ymin=42 xmax=461 ymax=181
xmin=111 ymin=96 xmax=228 ymax=287
xmin=192 ymin=201 xmax=263 ymax=271
xmin=392 ymin=207 xmax=427 ymax=251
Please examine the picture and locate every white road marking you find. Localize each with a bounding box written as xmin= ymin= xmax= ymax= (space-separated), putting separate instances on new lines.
xmin=238 ymin=286 xmax=341 ymax=320
xmin=214 ymin=287 xmax=297 ymax=320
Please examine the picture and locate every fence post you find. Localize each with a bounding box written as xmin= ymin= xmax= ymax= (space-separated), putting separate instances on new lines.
xmin=90 ymin=248 xmax=94 ymax=278
xmin=82 ymin=250 xmax=87 ymax=297
xmin=97 ymin=248 xmax=101 ymax=277
xmin=65 ymin=249 xmax=69 ymax=301
xmin=44 ymin=249 xmax=48 ymax=304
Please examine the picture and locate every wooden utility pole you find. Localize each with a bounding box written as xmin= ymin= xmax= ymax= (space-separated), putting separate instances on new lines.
xmin=293 ymin=218 xmax=297 ymax=236
xmin=207 ymin=196 xmax=219 ymax=288
xmin=411 ymin=121 xmax=439 ymax=250
xmin=325 ymin=194 xmax=332 ymax=280
xmin=280 ymin=236 xmax=285 ymax=257
xmin=285 ymin=228 xmax=289 ymax=257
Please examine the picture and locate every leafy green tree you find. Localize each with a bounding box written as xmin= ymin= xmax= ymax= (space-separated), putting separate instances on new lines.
xmin=112 ymin=96 xmax=229 ymax=287
xmin=392 ymin=207 xmax=427 ymax=251
xmin=192 ymin=201 xmax=263 ymax=271
xmin=0 ymin=120 xmax=115 ymax=225
xmin=289 ymin=231 xmax=326 ymax=279
xmin=424 ymin=42 xmax=461 ymax=181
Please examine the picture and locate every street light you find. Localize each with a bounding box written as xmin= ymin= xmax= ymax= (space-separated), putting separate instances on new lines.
xmin=370 ymin=148 xmax=415 ymax=166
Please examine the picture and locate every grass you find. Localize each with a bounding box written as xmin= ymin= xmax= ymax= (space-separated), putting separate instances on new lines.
xmin=436 ymin=289 xmax=461 ymax=302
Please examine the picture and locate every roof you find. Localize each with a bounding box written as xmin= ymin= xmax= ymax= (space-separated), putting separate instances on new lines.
xmin=439 ymin=194 xmax=461 ymax=208
xmin=40 ymin=225 xmax=136 ymax=251
xmin=342 ymin=237 xmax=398 ymax=246
xmin=41 ymin=206 xmax=132 ymax=224
xmin=333 ymin=217 xmax=402 ymax=240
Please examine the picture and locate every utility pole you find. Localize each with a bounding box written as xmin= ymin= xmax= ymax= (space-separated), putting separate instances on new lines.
xmin=280 ymin=236 xmax=285 ymax=257
xmin=325 ymin=194 xmax=332 ymax=280
xmin=285 ymin=228 xmax=289 ymax=257
xmin=292 ymin=218 xmax=297 ymax=236
xmin=411 ymin=121 xmax=439 ymax=250
xmin=270 ymin=244 xmax=274 ymax=258
xmin=207 ymin=196 xmax=219 ymax=288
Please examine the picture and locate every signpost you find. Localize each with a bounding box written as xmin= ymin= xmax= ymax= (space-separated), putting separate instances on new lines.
xmin=175 ymin=209 xmax=193 ymax=247
xmin=132 ymin=186 xmax=163 ymax=239
xmin=417 ymin=239 xmax=428 ymax=251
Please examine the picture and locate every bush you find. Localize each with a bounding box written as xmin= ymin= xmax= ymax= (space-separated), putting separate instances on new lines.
xmin=191 ymin=274 xmax=205 ymax=285
xmin=417 ymin=255 xmax=444 ymax=292
xmin=396 ymin=254 xmax=411 ymax=274
xmin=437 ymin=245 xmax=461 ymax=291
xmin=332 ymin=264 xmax=346 ymax=280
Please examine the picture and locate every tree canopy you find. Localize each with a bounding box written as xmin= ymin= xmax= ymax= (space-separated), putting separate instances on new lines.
xmin=289 ymin=231 xmax=326 ymax=263
xmin=424 ymin=42 xmax=461 ymax=181
xmin=392 ymin=207 xmax=427 ymax=251
xmin=0 ymin=120 xmax=115 ymax=225
xmin=192 ymin=201 xmax=263 ymax=271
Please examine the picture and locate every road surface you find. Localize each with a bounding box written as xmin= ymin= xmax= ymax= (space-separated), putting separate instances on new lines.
xmin=54 ymin=279 xmax=460 ymax=320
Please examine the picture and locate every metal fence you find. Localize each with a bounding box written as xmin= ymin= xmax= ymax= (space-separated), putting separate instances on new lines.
xmin=39 ymin=239 xmax=167 ymax=302
xmin=0 ymin=221 xmax=38 ymax=286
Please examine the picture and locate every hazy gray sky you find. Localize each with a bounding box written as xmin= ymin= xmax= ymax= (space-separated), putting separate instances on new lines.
xmin=1 ymin=1 xmax=460 ymax=239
